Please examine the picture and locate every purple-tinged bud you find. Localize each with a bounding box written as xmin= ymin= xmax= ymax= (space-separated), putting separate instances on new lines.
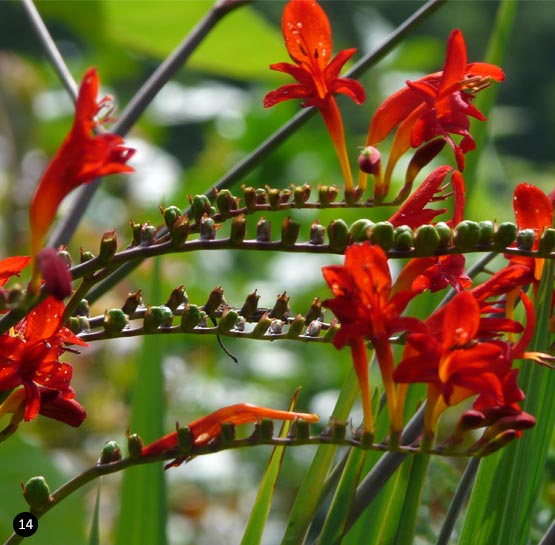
xmin=269 ymin=291 xmax=290 ymax=320
xmin=358 ymin=146 xmax=381 ymax=175
xmin=200 ymin=215 xmax=217 ymax=240
xmin=122 ymin=290 xmax=142 ymax=316
xmin=239 ymin=290 xmax=260 ymax=320
xmin=306 ymin=320 xmax=322 ymax=337
xmin=281 ymin=216 xmax=300 ymax=248
xmin=37 ymin=247 xmax=73 ymax=300
xmin=309 ymin=220 xmax=326 ymax=245
xmin=256 ymin=217 xmax=272 ymax=242
xmin=165 ymin=285 xmax=187 ymax=312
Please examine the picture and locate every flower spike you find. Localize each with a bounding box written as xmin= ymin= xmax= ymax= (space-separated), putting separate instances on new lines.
xmin=264 ymin=0 xmax=365 ymax=193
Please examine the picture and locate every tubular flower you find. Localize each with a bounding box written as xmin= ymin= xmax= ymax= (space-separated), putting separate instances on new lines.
xmin=394 ymin=291 xmax=529 ymax=437
xmin=29 ymin=68 xmax=135 ymax=284
xmin=141 ymin=403 xmax=319 ymax=468
xmin=322 ymin=242 xmax=422 ymax=432
xmin=362 ymin=29 xmax=504 ymax=198
xmin=263 ymin=0 xmax=365 ymax=192
xmin=0 ymin=296 xmax=86 ymax=423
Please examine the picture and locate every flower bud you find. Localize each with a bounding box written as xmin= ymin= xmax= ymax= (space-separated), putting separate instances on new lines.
xmin=281 ymin=217 xmax=300 ymax=248
xmin=161 ymin=205 xmax=183 ymax=232
xmin=218 ymin=307 xmax=239 ymax=333
xmin=269 ymin=291 xmax=290 ymax=320
xmin=304 ymin=297 xmax=322 ymax=325
xmin=251 ymin=312 xmax=271 ymax=338
xmin=318 ymin=185 xmax=339 ymax=207
xmin=242 ymin=186 xmax=257 ymax=212
xmin=22 ymin=476 xmax=52 ymax=512
xmin=98 ymin=440 xmax=123 ymax=464
xmin=309 ymin=221 xmax=326 ymax=245
xmin=349 ymin=219 xmax=374 ymax=242
xmin=256 ymin=217 xmax=272 ymax=242
xmin=57 ymin=249 xmax=72 ymax=268
xmin=287 ymin=314 xmax=305 ymax=338
xmin=200 ymin=215 xmax=217 ymax=240
xmin=269 ymin=319 xmax=284 ymax=335
xmin=414 ymin=224 xmax=441 ymax=257
xmin=171 ymin=214 xmax=190 ymax=249
xmin=98 ymin=229 xmax=118 ymax=264
xmin=80 ymin=248 xmax=95 ymax=264
xmin=230 ymin=215 xmax=247 ymax=246
xmin=306 ymin=320 xmax=322 ymax=337
xmin=190 ymin=194 xmax=213 ymax=224
xmin=454 ymin=220 xmax=480 ymax=252
xmin=37 ymin=248 xmax=73 ymax=300
xmin=539 ymin=228 xmax=555 ymax=255
xmin=144 ymin=305 xmax=173 ymax=333
xmin=103 ymin=309 xmax=129 ymax=337
xmin=494 ymin=222 xmax=517 ymax=250
xmin=293 ymin=184 xmax=312 ymax=208
xmin=165 ymin=285 xmax=187 ymax=312
xmin=393 ymin=225 xmax=414 ymax=251
xmin=181 ymin=304 xmax=201 ymax=331
xmin=435 ymin=222 xmax=452 ymax=248
xmin=516 ymin=228 xmax=536 ymax=251
xmin=239 ymin=290 xmax=260 ymax=320
xmin=327 ymin=219 xmax=349 ymax=252
xmin=370 ymin=221 xmax=394 ymax=251
xmin=130 ymin=220 xmax=142 ymax=246
xmin=203 ymin=286 xmax=224 ymax=316
xmin=358 ymin=146 xmax=381 ymax=175
xmin=478 ymin=220 xmax=495 ymax=246
xmin=255 ymin=188 xmax=268 ymax=205
xmin=215 ymin=189 xmax=238 ymax=218
xmin=127 ymin=432 xmax=144 ymax=459
xmin=267 ymin=187 xmax=282 ymax=210
xmin=140 ymin=223 xmax=157 ymax=246
xmin=122 ymin=290 xmax=142 ymax=316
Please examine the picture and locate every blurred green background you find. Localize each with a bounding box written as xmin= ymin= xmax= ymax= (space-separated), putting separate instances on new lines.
xmin=0 ymin=1 xmax=554 ymax=544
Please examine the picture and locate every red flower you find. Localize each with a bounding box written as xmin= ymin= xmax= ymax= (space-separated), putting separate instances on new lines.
xmin=0 ymin=296 xmax=86 ymax=422
xmin=322 ymin=242 xmax=421 ymax=432
xmin=0 ymin=256 xmax=31 ymax=287
xmin=29 ymin=68 xmax=135 ymax=265
xmin=142 ymin=403 xmax=319 ymax=468
xmin=362 ymin=29 xmax=504 ymax=198
xmin=264 ymin=0 xmax=365 ymax=191
xmin=394 ymin=291 xmax=527 ymax=434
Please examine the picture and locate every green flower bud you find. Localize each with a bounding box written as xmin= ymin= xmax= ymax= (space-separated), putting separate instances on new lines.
xmin=281 ymin=216 xmax=300 ymax=248
xmin=22 ymin=476 xmax=52 ymax=512
xmin=218 ymin=308 xmax=239 ymax=333
xmin=435 ymin=222 xmax=452 ymax=248
xmin=256 ymin=217 xmax=272 ymax=242
xmin=539 ymin=228 xmax=555 ymax=255
xmin=140 ymin=223 xmax=157 ymax=246
xmin=103 ymin=309 xmax=129 ymax=337
xmin=323 ymin=319 xmax=339 ymax=343
xmin=242 ymin=186 xmax=257 ymax=212
xmin=393 ymin=225 xmax=414 ymax=251
xmin=75 ymin=299 xmax=90 ymax=317
xmin=161 ymin=205 xmax=183 ymax=232
xmin=267 ymin=187 xmax=282 ymax=210
xmin=516 ymin=228 xmax=536 ymax=251
xmin=494 ymin=222 xmax=518 ymax=250
xmin=144 ymin=305 xmax=173 ymax=333
xmin=251 ymin=312 xmax=271 ymax=338
xmin=99 ymin=440 xmax=122 ymax=465
xmin=454 ymin=220 xmax=480 ymax=252
xmin=287 ymin=314 xmax=305 ymax=338
xmin=327 ymin=219 xmax=349 ymax=252
xmin=130 ymin=220 xmax=142 ymax=246
xmin=215 ymin=189 xmax=238 ymax=218
xmin=370 ymin=221 xmax=394 ymax=251
xmin=176 ymin=426 xmax=194 ymax=453
xmin=293 ymin=184 xmax=312 ymax=208
xmin=200 ymin=216 xmax=217 ymax=240
xmin=414 ymin=224 xmax=441 ymax=256
xmin=80 ymin=249 xmax=95 ymax=264
xmin=318 ymin=185 xmax=339 ymax=207
xmin=478 ymin=220 xmax=495 ymax=246
xmin=255 ymin=188 xmax=268 ymax=205
xmin=57 ymin=249 xmax=72 ymax=269
xmin=349 ymin=219 xmax=374 ymax=242
xmin=190 ymin=194 xmax=213 ymax=224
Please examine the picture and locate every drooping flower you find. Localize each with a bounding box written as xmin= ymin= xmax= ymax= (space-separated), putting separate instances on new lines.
xmin=141 ymin=403 xmax=319 ymax=468
xmin=322 ymin=242 xmax=422 ymax=432
xmin=29 ymin=68 xmax=134 ymax=287
xmin=362 ymin=29 xmax=504 ymax=198
xmin=0 ymin=296 xmax=86 ymax=422
xmin=264 ymin=0 xmax=365 ymax=192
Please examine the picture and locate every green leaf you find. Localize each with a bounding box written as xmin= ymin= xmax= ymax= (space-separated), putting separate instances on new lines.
xmin=88 ymin=483 xmax=101 ymax=545
xmin=280 ymin=367 xmax=359 ymax=545
xmin=240 ymin=390 xmax=302 ymax=545
xmin=101 ymin=1 xmax=284 ymax=81
xmin=0 ymin=433 xmax=86 ymax=544
xmin=114 ymin=258 xmax=167 ymax=545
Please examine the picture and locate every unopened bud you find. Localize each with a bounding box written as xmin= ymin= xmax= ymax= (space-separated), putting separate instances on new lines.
xmin=204 ymin=286 xmax=224 ymax=316
xmin=293 ymin=184 xmax=312 ymax=208
xmin=306 ymin=320 xmax=322 ymax=337
xmin=165 ymin=285 xmax=187 ymax=312
xmin=75 ymin=299 xmax=90 ymax=317
xmin=309 ymin=221 xmax=326 ymax=245
xmin=103 ymin=309 xmax=129 ymax=337
xmin=267 ymin=187 xmax=282 ymax=210
xmin=539 ymin=228 xmax=555 ymax=255
xmin=394 ymin=225 xmax=414 ymax=251
xmin=171 ymin=214 xmax=190 ymax=249
xmin=349 ymin=219 xmax=373 ymax=242
xmin=240 ymin=290 xmax=260 ymax=320
xmin=516 ymin=228 xmax=536 ymax=251
xmin=281 ymin=216 xmax=300 ymax=248
xmin=218 ymin=308 xmax=239 ymax=333
xmin=269 ymin=291 xmax=290 ymax=320
xmin=435 ymin=222 xmax=452 ymax=248
xmin=478 ymin=221 xmax=495 ymax=246
xmin=256 ymin=217 xmax=272 ymax=242
xmin=127 ymin=432 xmax=144 ymax=459
xmin=144 ymin=305 xmax=173 ymax=333
xmin=99 ymin=440 xmax=123 ymax=464
xmin=230 ymin=215 xmax=247 ymax=246
xmin=454 ymin=220 xmax=480 ymax=252
xmin=181 ymin=304 xmax=201 ymax=332
xmin=80 ymin=248 xmax=95 ymax=264
xmin=327 ymin=219 xmax=349 ymax=252
xmin=269 ymin=319 xmax=284 ymax=334
xmin=215 ymin=189 xmax=238 ymax=218
xmin=38 ymin=248 xmax=73 ymax=300
xmin=98 ymin=229 xmax=118 ymax=263
xmin=318 ymin=185 xmax=339 ymax=207
xmin=242 ymin=186 xmax=257 ymax=212
xmin=130 ymin=220 xmax=142 ymax=246
xmin=369 ymin=221 xmax=394 ymax=251
xmin=190 ymin=194 xmax=214 ymax=224
xmin=122 ymin=290 xmax=142 ymax=316
xmin=22 ymin=476 xmax=52 ymax=512
xmin=414 ymin=224 xmax=441 ymax=256
xmin=161 ymin=205 xmax=183 ymax=232
xmin=140 ymin=223 xmax=157 ymax=246
xmin=494 ymin=222 xmax=517 ymax=250
xmin=200 ymin=215 xmax=217 ymax=240
xmin=358 ymin=146 xmax=381 ymax=175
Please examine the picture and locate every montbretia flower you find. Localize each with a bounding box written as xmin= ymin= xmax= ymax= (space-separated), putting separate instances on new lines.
xmin=322 ymin=242 xmax=422 ymax=433
xmin=264 ymin=0 xmax=365 ymax=192
xmin=141 ymin=403 xmax=319 ymax=468
xmin=362 ymin=29 xmax=504 ymax=199
xmin=29 ymin=68 xmax=134 ymax=288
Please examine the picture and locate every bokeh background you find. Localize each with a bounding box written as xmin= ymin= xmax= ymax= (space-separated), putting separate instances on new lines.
xmin=0 ymin=1 xmax=554 ymax=544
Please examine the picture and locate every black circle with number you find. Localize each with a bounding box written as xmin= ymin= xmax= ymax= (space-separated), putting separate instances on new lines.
xmin=13 ymin=512 xmax=38 ymax=537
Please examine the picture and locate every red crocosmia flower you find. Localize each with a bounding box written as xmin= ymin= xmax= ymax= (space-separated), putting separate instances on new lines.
xmin=362 ymin=29 xmax=504 ymax=197
xmin=0 ymin=296 xmax=86 ymax=422
xmin=394 ymin=291 xmax=527 ymax=436
xmin=0 ymin=256 xmax=31 ymax=287
xmin=322 ymin=242 xmax=421 ymax=432
xmin=264 ymin=0 xmax=365 ymax=192
xmin=393 ymin=254 xmax=472 ymax=295
xmin=142 ymin=403 xmax=319 ymax=468
xmin=388 ymin=166 xmax=466 ymax=229
xmin=29 ymin=68 xmax=135 ymax=277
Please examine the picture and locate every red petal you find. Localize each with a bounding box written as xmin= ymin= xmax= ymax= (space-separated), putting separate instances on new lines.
xmin=263 ymin=84 xmax=314 ymax=108
xmin=438 ymin=29 xmax=468 ymax=95
xmin=0 ymin=256 xmax=30 ymax=286
xmin=513 ymin=183 xmax=553 ymax=232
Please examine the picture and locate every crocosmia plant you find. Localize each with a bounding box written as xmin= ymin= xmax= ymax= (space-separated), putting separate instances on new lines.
xmin=1 ymin=1 xmax=554 ymax=544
